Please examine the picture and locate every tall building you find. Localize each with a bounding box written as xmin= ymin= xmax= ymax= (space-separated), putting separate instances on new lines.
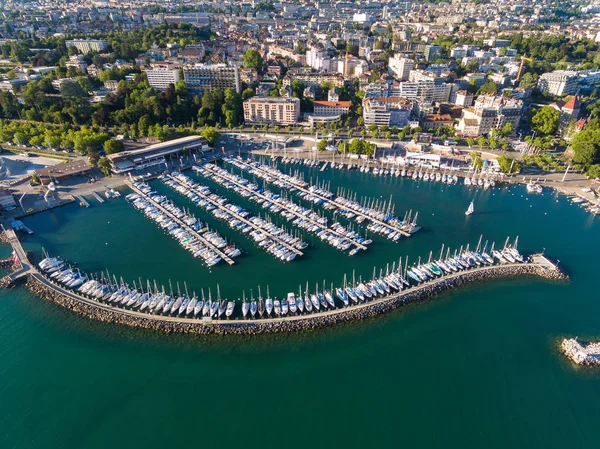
xmin=424 ymin=45 xmax=443 ymax=62
xmin=146 ymin=68 xmax=180 ymax=91
xmin=362 ymin=97 xmax=414 ymax=127
xmin=243 ymin=97 xmax=300 ymax=125
xmin=457 ymin=95 xmax=522 ymax=136
xmin=183 ymin=64 xmax=241 ymax=95
xmin=65 ymin=39 xmax=108 ymax=54
xmin=388 ymin=56 xmax=414 ymax=81
xmin=537 ymin=70 xmax=579 ymax=96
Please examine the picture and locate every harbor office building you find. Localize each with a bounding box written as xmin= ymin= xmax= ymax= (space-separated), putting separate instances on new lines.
xmin=107 ymin=136 xmax=209 ymax=174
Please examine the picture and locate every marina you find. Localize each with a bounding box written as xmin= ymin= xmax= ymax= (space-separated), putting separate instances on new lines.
xmin=161 ymin=172 xmax=305 ymax=261
xmin=194 ymin=163 xmax=369 ymax=254
xmin=225 ymin=157 xmax=417 ymax=239
xmin=126 ymin=180 xmax=237 ymax=267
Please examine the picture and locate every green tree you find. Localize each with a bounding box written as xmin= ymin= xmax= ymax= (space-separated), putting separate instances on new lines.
xmin=518 ymin=72 xmax=538 ymax=89
xmin=243 ymin=49 xmax=264 ymax=73
xmin=97 ymin=157 xmax=112 ymax=176
xmin=31 ymin=172 xmax=40 ymax=184
xmin=500 ymin=122 xmax=514 ymax=137
xmin=496 ymin=155 xmax=520 ymax=174
xmin=317 ymin=139 xmax=327 ymax=151
xmin=477 ymin=80 xmax=498 ymax=96
xmin=587 ymin=164 xmax=600 ymax=178
xmin=570 ymin=128 xmax=600 ymax=166
xmin=200 ymin=126 xmax=220 ymax=145
xmin=477 ymin=136 xmax=487 ymax=149
xmin=103 ymin=138 xmax=125 ymax=155
xmin=531 ymin=107 xmax=559 ymax=136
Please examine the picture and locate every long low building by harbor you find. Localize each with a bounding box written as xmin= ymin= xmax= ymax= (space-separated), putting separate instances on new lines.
xmin=107 ymin=136 xmax=210 ymax=174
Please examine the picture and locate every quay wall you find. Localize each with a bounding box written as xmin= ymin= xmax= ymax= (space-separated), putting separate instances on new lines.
xmin=24 ymin=263 xmax=566 ymax=336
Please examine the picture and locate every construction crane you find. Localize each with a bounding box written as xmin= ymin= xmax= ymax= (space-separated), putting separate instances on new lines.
xmin=516 ymin=55 xmax=533 ymax=81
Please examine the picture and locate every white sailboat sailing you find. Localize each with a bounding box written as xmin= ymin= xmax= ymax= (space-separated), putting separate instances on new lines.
xmin=465 ymin=200 xmax=474 ymax=216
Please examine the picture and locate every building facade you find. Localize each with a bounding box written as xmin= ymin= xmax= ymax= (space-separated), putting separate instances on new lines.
xmin=457 ymin=95 xmax=522 ymax=136
xmin=146 ymin=68 xmax=181 ymax=91
xmin=538 ymin=70 xmax=579 ymax=96
xmin=388 ymin=56 xmax=414 ymax=81
xmin=183 ymin=64 xmax=241 ymax=95
xmin=362 ymin=97 xmax=414 ymax=127
xmin=243 ymin=97 xmax=300 ymax=125
xmin=313 ymin=100 xmax=351 ymax=116
xmin=65 ymin=39 xmax=108 ymax=54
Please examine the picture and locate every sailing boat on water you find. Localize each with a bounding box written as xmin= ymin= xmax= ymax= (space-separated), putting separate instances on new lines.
xmin=465 ymin=200 xmax=474 ymax=216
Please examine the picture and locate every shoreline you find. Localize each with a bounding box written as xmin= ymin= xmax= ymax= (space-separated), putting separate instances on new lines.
xmin=19 ymin=261 xmax=566 ymax=336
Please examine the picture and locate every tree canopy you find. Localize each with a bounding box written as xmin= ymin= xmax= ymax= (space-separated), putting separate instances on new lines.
xmin=531 ymin=107 xmax=559 ymax=136
xmin=243 ymin=49 xmax=264 ymax=73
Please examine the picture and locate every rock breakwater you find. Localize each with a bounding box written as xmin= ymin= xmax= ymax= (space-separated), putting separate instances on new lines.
xmin=561 ymin=338 xmax=600 ymax=366
xmin=23 ymin=262 xmax=565 ymax=336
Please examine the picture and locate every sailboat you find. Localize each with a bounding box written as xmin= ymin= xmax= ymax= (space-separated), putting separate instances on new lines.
xmin=465 ymin=200 xmax=474 ymax=216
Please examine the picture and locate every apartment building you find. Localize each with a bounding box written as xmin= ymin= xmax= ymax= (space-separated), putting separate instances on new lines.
xmin=282 ymin=71 xmax=345 ymax=88
xmin=313 ymin=100 xmax=351 ymax=116
xmin=65 ymin=39 xmax=108 ymax=54
xmin=388 ymin=56 xmax=414 ymax=81
xmin=183 ymin=64 xmax=241 ymax=95
xmin=146 ymin=67 xmax=181 ymax=91
xmin=243 ymin=97 xmax=300 ymax=125
xmin=457 ymin=95 xmax=522 ymax=136
xmin=362 ymin=97 xmax=414 ymax=127
xmin=538 ymin=70 xmax=579 ymax=96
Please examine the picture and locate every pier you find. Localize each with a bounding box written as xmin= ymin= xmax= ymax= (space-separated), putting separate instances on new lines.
xmin=74 ymin=195 xmax=90 ymax=208
xmin=225 ymin=158 xmax=412 ymax=238
xmin=165 ymin=173 xmax=304 ymax=257
xmin=19 ymin=252 xmax=566 ymax=335
xmin=91 ymin=191 xmax=105 ymax=204
xmin=198 ymin=164 xmax=368 ymax=251
xmin=126 ymin=181 xmax=236 ymax=265
xmin=2 ymin=221 xmax=567 ymax=334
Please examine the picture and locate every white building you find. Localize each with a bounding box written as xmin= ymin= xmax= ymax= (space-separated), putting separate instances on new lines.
xmin=538 ymin=70 xmax=579 ymax=96
xmin=388 ymin=56 xmax=414 ymax=81
xmin=146 ymin=68 xmax=181 ymax=91
xmin=65 ymin=39 xmax=108 ymax=54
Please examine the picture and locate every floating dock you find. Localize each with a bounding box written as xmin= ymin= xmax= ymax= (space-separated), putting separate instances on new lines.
xmin=91 ymin=191 xmax=105 ymax=204
xmin=226 ymin=158 xmax=411 ymax=238
xmin=126 ymin=181 xmax=236 ymax=265
xmin=165 ymin=173 xmax=304 ymax=257
xmin=74 ymin=195 xmax=90 ymax=208
xmin=199 ymin=164 xmax=367 ymax=251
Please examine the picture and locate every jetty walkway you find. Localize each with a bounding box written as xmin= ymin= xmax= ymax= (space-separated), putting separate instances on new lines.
xmin=225 ymin=158 xmax=411 ymax=238
xmin=164 ymin=173 xmax=304 ymax=257
xmin=1 ymin=228 xmax=566 ymax=335
xmin=126 ymin=181 xmax=236 ymax=265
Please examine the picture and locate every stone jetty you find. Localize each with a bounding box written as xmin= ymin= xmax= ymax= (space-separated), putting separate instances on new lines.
xmin=21 ymin=259 xmax=566 ymax=336
xmin=561 ymin=338 xmax=600 ymax=366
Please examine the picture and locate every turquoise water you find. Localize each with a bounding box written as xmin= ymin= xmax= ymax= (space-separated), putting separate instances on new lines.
xmin=1 ymin=162 xmax=600 ymax=448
